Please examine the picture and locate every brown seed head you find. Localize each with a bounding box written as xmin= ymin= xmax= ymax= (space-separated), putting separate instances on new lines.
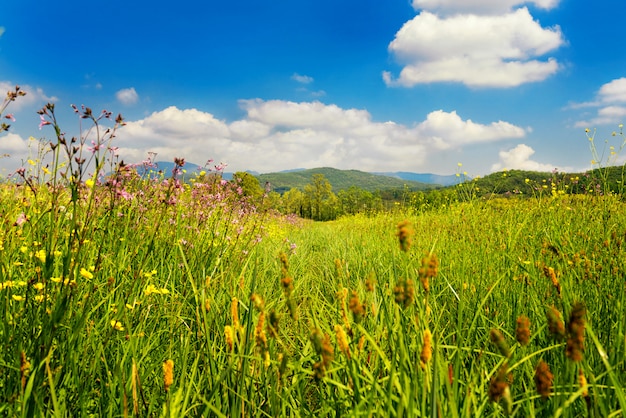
xmin=420 ymin=329 xmax=432 ymax=368
xmin=490 ymin=328 xmax=510 ymax=358
xmin=488 ymin=364 xmax=510 ymax=403
xmin=348 ymin=291 xmax=366 ymax=323
xmin=534 ymin=360 xmax=554 ymax=399
xmin=396 ymin=220 xmax=413 ymax=253
xmin=566 ymin=302 xmax=586 ymax=362
xmin=546 ymin=306 xmax=566 ymax=340
xmin=515 ymin=315 xmax=531 ymax=346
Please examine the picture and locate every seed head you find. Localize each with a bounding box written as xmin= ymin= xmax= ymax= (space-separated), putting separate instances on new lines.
xmin=546 ymin=306 xmax=566 ymax=340
xmin=578 ymin=368 xmax=588 ymax=397
xmin=224 ymin=325 xmax=234 ymax=351
xmin=566 ymin=302 xmax=586 ymax=362
xmin=515 ymin=315 xmax=531 ymax=346
xmin=534 ymin=360 xmax=554 ymax=399
xmin=396 ymin=220 xmax=413 ymax=253
xmin=543 ymin=265 xmax=561 ymax=297
xmin=334 ymin=324 xmax=351 ymax=359
xmin=488 ymin=364 xmax=510 ymax=403
xmin=490 ymin=328 xmax=510 ymax=358
xmin=420 ymin=329 xmax=432 ymax=368
xmin=348 ymin=291 xmax=366 ymax=323
xmin=163 ymin=359 xmax=174 ymax=392
xmin=393 ymin=278 xmax=415 ymax=308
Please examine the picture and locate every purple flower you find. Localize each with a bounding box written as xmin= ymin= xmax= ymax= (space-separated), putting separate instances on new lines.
xmin=38 ymin=115 xmax=51 ymax=129
xmin=14 ymin=212 xmax=28 ymax=227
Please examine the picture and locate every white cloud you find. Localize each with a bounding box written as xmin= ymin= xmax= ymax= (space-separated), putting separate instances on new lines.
xmin=491 ymin=143 xmax=559 ymax=171
xmin=384 ymin=8 xmax=563 ymax=88
xmin=291 ymin=73 xmax=314 ymax=84
xmin=411 ymin=0 xmax=559 ymax=15
xmin=0 ymin=81 xmax=58 ymax=111
xmin=114 ymin=100 xmax=525 ymax=173
xmin=573 ymin=78 xmax=626 ymax=127
xmin=115 ymin=87 xmax=139 ymax=105
xmin=598 ymin=77 xmax=626 ymax=103
xmin=0 ymin=133 xmax=30 ymax=174
xmin=0 ymin=27 xmax=5 ymax=37
xmin=415 ymin=110 xmax=525 ymax=149
xmin=0 ymin=132 xmax=29 ymax=155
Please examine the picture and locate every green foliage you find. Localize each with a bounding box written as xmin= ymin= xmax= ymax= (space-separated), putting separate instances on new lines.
xmin=258 ymin=167 xmax=432 ymax=193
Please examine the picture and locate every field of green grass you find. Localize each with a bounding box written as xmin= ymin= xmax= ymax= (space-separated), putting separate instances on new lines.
xmin=2 ymin=173 xmax=625 ymax=416
xmin=1 ymin=91 xmax=625 ymax=416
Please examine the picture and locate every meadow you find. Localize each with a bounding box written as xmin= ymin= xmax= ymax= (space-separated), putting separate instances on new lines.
xmin=1 ymin=89 xmax=626 ymax=416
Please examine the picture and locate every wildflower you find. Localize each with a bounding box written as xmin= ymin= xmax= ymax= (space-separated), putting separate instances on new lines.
xmin=224 ymin=325 xmax=234 ymax=351
xmin=33 ymin=282 xmax=44 ymax=291
xmin=566 ymin=302 xmax=586 ymax=362
xmin=515 ymin=315 xmax=531 ymax=346
xmin=110 ymin=320 xmax=124 ymax=331
xmin=334 ymin=324 xmax=351 ymax=359
xmin=396 ymin=220 xmax=413 ymax=252
xmin=490 ymin=329 xmax=510 ymax=358
xmin=546 ymin=306 xmax=566 ymax=340
xmin=534 ymin=360 xmax=553 ymax=399
xmin=12 ymin=295 xmax=25 ymax=302
xmin=163 ymin=359 xmax=174 ymax=392
xmin=34 ymin=249 xmax=46 ymax=263
xmin=85 ymin=178 xmax=95 ymax=188
xmin=14 ymin=212 xmax=28 ymax=227
xmin=420 ymin=329 xmax=432 ymax=368
xmin=80 ymin=267 xmax=94 ymax=280
xmin=393 ymin=278 xmax=415 ymax=308
xmin=38 ymin=115 xmax=50 ymax=129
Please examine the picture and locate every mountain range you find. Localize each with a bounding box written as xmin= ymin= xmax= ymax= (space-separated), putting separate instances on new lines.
xmin=135 ymin=162 xmax=460 ymax=192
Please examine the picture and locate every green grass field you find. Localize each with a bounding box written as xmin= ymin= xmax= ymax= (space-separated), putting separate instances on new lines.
xmin=1 ymin=92 xmax=625 ymax=416
xmin=2 ymin=175 xmax=625 ymax=416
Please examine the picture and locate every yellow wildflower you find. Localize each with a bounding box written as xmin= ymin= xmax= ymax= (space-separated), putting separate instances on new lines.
xmin=80 ymin=267 xmax=94 ymax=280
xmin=110 ymin=320 xmax=124 ymax=331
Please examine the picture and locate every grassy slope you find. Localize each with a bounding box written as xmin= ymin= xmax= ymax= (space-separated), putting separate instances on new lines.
xmin=257 ymin=167 xmax=435 ymax=193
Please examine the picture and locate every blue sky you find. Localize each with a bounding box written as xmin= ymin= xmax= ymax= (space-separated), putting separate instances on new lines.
xmin=2 ymin=0 xmax=626 ymax=176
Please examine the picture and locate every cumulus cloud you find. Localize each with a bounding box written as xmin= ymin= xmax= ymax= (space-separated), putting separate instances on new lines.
xmin=0 ymin=133 xmax=30 ymax=174
xmin=411 ymin=0 xmax=559 ymax=15
xmin=291 ymin=73 xmax=314 ymax=84
xmin=114 ymin=100 xmax=525 ymax=173
xmin=415 ymin=110 xmax=525 ymax=149
xmin=115 ymin=87 xmax=139 ymax=105
xmin=491 ymin=143 xmax=560 ymax=171
xmin=0 ymin=81 xmax=58 ymax=111
xmin=574 ymin=77 xmax=626 ymax=127
xmin=384 ymin=8 xmax=563 ymax=88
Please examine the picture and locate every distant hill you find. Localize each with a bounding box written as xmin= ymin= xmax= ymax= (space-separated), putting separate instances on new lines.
xmin=128 ymin=162 xmax=450 ymax=192
xmin=257 ymin=167 xmax=434 ymax=194
xmin=375 ymin=171 xmax=462 ymax=187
